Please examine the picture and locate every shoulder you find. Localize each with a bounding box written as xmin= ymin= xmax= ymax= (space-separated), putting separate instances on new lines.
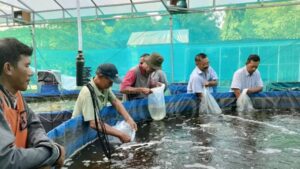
xmin=234 ymin=67 xmax=244 ymax=75
xmin=78 ymin=86 xmax=91 ymax=97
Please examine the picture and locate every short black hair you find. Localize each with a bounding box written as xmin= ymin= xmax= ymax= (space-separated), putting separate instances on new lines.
xmin=246 ymin=54 xmax=260 ymax=64
xmin=195 ymin=53 xmax=207 ymax=62
xmin=0 ymin=38 xmax=32 ymax=74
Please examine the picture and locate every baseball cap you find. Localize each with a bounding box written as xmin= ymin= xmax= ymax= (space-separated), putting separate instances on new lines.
xmin=96 ymin=63 xmax=122 ymax=84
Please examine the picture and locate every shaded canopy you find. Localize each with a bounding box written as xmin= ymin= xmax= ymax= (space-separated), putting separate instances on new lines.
xmin=0 ymin=0 xmax=297 ymax=26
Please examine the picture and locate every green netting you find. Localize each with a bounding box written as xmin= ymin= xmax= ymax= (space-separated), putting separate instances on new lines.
xmin=0 ymin=5 xmax=299 ymax=92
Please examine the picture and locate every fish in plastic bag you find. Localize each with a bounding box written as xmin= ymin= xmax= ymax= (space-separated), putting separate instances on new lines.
xmin=236 ymin=88 xmax=255 ymax=113
xmin=199 ymin=87 xmax=222 ymax=114
xmin=148 ymin=84 xmax=166 ymax=121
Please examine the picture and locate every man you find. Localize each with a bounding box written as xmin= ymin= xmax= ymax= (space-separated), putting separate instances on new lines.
xmin=120 ymin=53 xmax=166 ymax=101
xmin=231 ymin=54 xmax=263 ymax=98
xmin=187 ymin=53 xmax=218 ymax=97
xmin=72 ymin=63 xmax=137 ymax=143
xmin=0 ymin=38 xmax=65 ymax=168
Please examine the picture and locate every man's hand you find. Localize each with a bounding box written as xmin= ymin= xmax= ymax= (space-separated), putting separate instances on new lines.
xmin=140 ymin=88 xmax=152 ymax=95
xmin=54 ymin=144 xmax=65 ymax=169
xmin=119 ymin=133 xmax=131 ymax=143
xmin=126 ymin=118 xmax=138 ymax=131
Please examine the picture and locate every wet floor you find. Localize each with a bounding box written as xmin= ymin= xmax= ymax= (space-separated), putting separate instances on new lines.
xmin=67 ymin=109 xmax=300 ymax=169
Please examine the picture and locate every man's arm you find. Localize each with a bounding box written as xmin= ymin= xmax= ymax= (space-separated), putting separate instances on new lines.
xmin=120 ymin=69 xmax=152 ymax=95
xmin=111 ymin=98 xmax=137 ymax=131
xmin=205 ymin=80 xmax=218 ymax=87
xmin=247 ymin=86 xmax=263 ymax=94
xmin=0 ymin=107 xmax=64 ymax=169
xmin=89 ymin=119 xmax=131 ymax=143
xmin=232 ymin=88 xmax=241 ymax=98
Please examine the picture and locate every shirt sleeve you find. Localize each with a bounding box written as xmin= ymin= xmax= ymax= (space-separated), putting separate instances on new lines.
xmin=231 ymin=71 xmax=241 ymax=90
xmin=108 ymin=88 xmax=117 ymax=103
xmin=189 ymin=75 xmax=204 ymax=93
xmin=120 ymin=69 xmax=137 ymax=91
xmin=209 ymin=67 xmax=218 ymax=80
xmin=75 ymin=87 xmax=95 ymax=122
xmin=256 ymin=71 xmax=264 ymax=87
xmin=0 ymin=104 xmax=60 ymax=169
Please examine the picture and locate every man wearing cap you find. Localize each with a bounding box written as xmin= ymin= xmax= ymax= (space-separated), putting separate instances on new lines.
xmin=72 ymin=63 xmax=137 ymax=143
xmin=187 ymin=53 xmax=218 ymax=97
xmin=120 ymin=53 xmax=166 ymax=101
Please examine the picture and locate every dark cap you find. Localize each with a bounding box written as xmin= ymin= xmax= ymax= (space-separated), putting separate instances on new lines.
xmin=145 ymin=53 xmax=164 ymax=70
xmin=96 ymin=63 xmax=122 ymax=84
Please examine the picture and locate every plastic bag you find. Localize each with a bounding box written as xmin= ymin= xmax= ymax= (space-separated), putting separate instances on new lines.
xmin=236 ymin=89 xmax=255 ymax=113
xmin=199 ymin=87 xmax=222 ymax=114
xmin=148 ymin=84 xmax=166 ymax=120
xmin=112 ymin=120 xmax=136 ymax=143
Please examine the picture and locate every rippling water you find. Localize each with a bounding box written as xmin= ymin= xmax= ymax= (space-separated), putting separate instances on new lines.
xmin=67 ymin=110 xmax=300 ymax=169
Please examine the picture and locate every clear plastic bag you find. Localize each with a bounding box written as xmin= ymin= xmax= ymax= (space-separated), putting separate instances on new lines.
xmin=148 ymin=84 xmax=166 ymax=120
xmin=199 ymin=87 xmax=222 ymax=114
xmin=112 ymin=120 xmax=136 ymax=143
xmin=236 ymin=89 xmax=255 ymax=113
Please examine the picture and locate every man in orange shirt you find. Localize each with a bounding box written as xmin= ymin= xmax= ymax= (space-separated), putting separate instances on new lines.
xmin=0 ymin=38 xmax=65 ymax=168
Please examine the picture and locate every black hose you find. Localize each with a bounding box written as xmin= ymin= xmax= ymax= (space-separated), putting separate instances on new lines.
xmin=86 ymin=83 xmax=111 ymax=159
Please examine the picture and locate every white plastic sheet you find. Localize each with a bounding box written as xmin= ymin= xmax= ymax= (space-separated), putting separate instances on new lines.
xmin=148 ymin=84 xmax=166 ymax=120
xmin=236 ymin=89 xmax=255 ymax=113
xmin=199 ymin=87 xmax=222 ymax=114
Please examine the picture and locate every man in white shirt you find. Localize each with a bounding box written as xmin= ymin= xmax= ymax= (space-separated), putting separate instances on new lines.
xmin=231 ymin=54 xmax=263 ymax=98
xmin=187 ymin=53 xmax=218 ymax=97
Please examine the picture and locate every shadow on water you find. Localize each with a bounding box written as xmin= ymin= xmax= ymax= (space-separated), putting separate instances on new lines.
xmin=67 ymin=109 xmax=300 ymax=169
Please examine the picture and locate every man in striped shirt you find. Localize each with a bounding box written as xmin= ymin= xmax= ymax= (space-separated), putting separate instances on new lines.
xmin=231 ymin=54 xmax=263 ymax=98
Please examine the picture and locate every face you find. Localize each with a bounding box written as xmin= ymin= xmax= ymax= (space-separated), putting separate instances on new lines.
xmin=141 ymin=61 xmax=155 ymax=74
xmin=95 ymin=74 xmax=113 ymax=90
xmin=196 ymin=57 xmax=209 ymax=72
xmin=246 ymin=60 xmax=259 ymax=75
xmin=10 ymin=55 xmax=33 ymax=92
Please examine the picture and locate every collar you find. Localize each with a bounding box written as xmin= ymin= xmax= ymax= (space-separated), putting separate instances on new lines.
xmin=90 ymin=79 xmax=106 ymax=98
xmin=243 ymin=66 xmax=251 ymax=76
xmin=196 ymin=66 xmax=206 ymax=75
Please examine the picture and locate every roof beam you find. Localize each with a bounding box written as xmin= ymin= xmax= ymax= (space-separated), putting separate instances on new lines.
xmin=18 ymin=0 xmax=45 ymax=21
xmin=129 ymin=0 xmax=138 ymax=13
xmin=53 ymin=0 xmax=73 ymax=18
xmin=90 ymin=0 xmax=104 ymax=16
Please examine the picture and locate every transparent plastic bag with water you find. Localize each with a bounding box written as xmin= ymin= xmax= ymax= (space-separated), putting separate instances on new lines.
xmin=236 ymin=89 xmax=255 ymax=113
xmin=111 ymin=120 xmax=136 ymax=143
xmin=148 ymin=84 xmax=166 ymax=120
xmin=199 ymin=87 xmax=222 ymax=114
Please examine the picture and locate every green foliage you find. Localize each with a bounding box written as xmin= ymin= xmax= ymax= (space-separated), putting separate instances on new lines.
xmin=221 ymin=5 xmax=300 ymax=40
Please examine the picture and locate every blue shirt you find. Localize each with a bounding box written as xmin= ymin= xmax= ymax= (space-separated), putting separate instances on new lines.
xmin=187 ymin=66 xmax=218 ymax=93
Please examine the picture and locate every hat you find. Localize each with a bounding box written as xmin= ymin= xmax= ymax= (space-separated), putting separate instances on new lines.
xmin=96 ymin=63 xmax=122 ymax=84
xmin=145 ymin=53 xmax=164 ymax=70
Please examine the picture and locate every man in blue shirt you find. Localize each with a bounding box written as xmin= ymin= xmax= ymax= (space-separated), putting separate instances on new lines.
xmin=187 ymin=53 xmax=218 ymax=97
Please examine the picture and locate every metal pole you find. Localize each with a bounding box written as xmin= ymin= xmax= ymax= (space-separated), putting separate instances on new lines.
xmin=31 ymin=24 xmax=38 ymax=84
xmin=77 ymin=0 xmax=83 ymax=52
xmin=277 ymin=46 xmax=280 ymax=82
xmin=169 ymin=15 xmax=174 ymax=82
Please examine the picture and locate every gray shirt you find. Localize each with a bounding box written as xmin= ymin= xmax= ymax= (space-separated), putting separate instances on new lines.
xmin=0 ymin=93 xmax=60 ymax=169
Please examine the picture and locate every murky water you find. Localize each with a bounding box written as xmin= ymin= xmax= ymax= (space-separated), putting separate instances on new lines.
xmin=67 ymin=110 xmax=300 ymax=169
xmin=28 ymin=99 xmax=76 ymax=113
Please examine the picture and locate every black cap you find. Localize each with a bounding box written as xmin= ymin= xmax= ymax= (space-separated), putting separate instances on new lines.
xmin=96 ymin=63 xmax=122 ymax=84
